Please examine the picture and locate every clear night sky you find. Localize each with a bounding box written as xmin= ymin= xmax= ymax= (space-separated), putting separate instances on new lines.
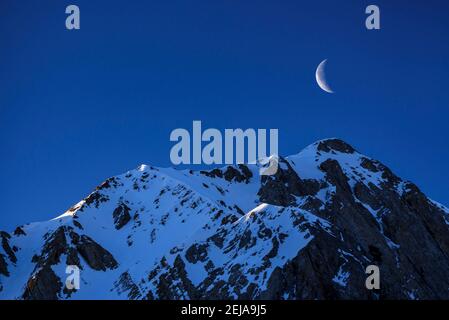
xmin=1 ymin=0 xmax=448 ymax=231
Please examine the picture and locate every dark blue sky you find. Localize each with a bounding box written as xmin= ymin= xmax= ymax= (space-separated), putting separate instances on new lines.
xmin=1 ymin=0 xmax=448 ymax=231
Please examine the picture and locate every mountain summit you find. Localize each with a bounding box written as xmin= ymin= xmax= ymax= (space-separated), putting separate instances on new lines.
xmin=1 ymin=139 xmax=449 ymax=300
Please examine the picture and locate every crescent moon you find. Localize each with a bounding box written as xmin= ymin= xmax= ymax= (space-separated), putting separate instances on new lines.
xmin=315 ymin=59 xmax=334 ymax=94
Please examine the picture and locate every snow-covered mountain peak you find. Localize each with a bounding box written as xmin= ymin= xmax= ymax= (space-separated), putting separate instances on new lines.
xmin=1 ymin=139 xmax=449 ymax=300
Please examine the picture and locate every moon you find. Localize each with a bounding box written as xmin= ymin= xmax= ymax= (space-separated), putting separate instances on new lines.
xmin=315 ymin=59 xmax=334 ymax=94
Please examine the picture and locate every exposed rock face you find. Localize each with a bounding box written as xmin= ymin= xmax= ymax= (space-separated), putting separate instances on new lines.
xmin=0 ymin=231 xmax=16 ymax=292
xmin=22 ymin=226 xmax=118 ymax=299
xmin=113 ymin=272 xmax=142 ymax=299
xmin=1 ymin=138 xmax=449 ymax=300
xmin=32 ymin=227 xmax=67 ymax=268
xmin=75 ymin=235 xmax=118 ymax=271
xmin=0 ymin=231 xmax=17 ymax=288
xmin=153 ymin=255 xmax=198 ymax=300
xmin=317 ymin=138 xmax=356 ymax=154
xmin=13 ymin=227 xmax=26 ymax=236
xmin=0 ymin=254 xmax=8 ymax=277
xmin=23 ymin=266 xmax=62 ymax=300
xmin=185 ymin=243 xmax=209 ymax=264
xmin=258 ymin=157 xmax=321 ymax=206
xmin=1 ymin=231 xmax=17 ymax=264
xmin=113 ymin=203 xmax=132 ymax=230
xmin=201 ymin=164 xmax=253 ymax=183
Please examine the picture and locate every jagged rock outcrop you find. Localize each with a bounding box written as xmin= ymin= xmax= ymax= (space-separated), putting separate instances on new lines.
xmin=113 ymin=272 xmax=143 ymax=299
xmin=22 ymin=226 xmax=118 ymax=299
xmin=258 ymin=157 xmax=321 ymax=206
xmin=112 ymin=203 xmax=132 ymax=230
xmin=75 ymin=235 xmax=118 ymax=271
xmin=1 ymin=232 xmax=17 ymax=264
xmin=23 ymin=266 xmax=63 ymax=300
xmin=0 ymin=254 xmax=8 ymax=277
